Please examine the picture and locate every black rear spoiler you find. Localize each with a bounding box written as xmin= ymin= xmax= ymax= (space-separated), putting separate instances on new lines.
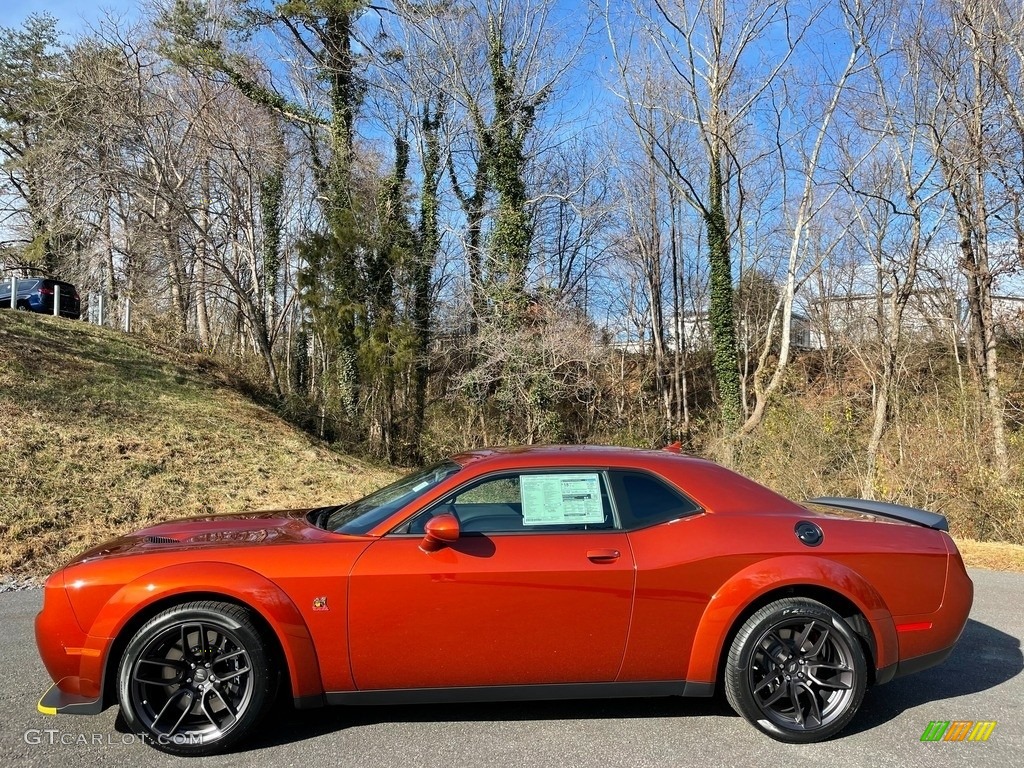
xmin=808 ymin=497 xmax=948 ymax=532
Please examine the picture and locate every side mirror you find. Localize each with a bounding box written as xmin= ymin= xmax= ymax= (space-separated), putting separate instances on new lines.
xmin=420 ymin=513 xmax=460 ymax=552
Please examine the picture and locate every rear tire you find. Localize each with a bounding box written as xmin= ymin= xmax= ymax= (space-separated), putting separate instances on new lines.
xmin=117 ymin=601 xmax=278 ymax=755
xmin=724 ymin=598 xmax=867 ymax=743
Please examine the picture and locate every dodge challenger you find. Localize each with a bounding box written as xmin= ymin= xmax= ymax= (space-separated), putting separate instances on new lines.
xmin=35 ymin=445 xmax=973 ymax=754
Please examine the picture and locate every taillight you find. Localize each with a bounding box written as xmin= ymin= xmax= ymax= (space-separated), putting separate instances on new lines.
xmin=39 ymin=285 xmax=53 ymax=296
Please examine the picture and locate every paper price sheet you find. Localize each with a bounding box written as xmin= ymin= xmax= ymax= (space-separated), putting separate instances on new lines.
xmin=521 ymin=473 xmax=604 ymax=525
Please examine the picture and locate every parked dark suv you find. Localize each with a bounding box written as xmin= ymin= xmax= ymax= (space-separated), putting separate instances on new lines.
xmin=0 ymin=278 xmax=81 ymax=319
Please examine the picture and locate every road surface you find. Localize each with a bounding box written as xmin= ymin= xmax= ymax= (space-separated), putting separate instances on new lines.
xmin=2 ymin=569 xmax=1021 ymax=768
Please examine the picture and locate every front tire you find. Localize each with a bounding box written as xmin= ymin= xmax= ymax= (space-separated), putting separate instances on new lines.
xmin=117 ymin=601 xmax=278 ymax=755
xmin=724 ymin=598 xmax=867 ymax=743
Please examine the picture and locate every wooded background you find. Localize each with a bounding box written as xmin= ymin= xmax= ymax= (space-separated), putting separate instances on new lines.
xmin=2 ymin=0 xmax=1022 ymax=541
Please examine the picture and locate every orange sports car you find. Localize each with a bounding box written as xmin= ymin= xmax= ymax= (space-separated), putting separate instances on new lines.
xmin=35 ymin=445 xmax=973 ymax=754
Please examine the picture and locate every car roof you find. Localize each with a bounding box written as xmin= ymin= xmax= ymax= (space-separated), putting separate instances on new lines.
xmin=447 ymin=444 xmax=805 ymax=515
xmin=450 ymin=444 xmax=699 ymax=468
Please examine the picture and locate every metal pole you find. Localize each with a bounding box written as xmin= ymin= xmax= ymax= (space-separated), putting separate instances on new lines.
xmin=124 ymin=297 xmax=131 ymax=333
xmin=9 ymin=276 xmax=14 ymax=309
xmin=98 ymin=293 xmax=105 ymax=326
xmin=53 ymin=284 xmax=60 ymax=317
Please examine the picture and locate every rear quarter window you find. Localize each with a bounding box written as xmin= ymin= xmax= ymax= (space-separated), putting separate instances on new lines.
xmin=611 ymin=470 xmax=701 ymax=528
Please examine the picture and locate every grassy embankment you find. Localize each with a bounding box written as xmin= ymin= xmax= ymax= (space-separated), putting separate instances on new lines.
xmin=1 ymin=310 xmax=1021 ymax=577
xmin=0 ymin=312 xmax=397 ymax=577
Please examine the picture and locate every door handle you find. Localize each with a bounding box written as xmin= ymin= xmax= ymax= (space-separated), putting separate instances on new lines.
xmin=587 ymin=548 xmax=621 ymax=563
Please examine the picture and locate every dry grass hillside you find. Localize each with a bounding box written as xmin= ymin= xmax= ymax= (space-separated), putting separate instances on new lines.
xmin=0 ymin=312 xmax=397 ymax=577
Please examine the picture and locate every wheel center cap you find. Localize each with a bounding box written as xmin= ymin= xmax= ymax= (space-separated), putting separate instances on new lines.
xmin=193 ymin=668 xmax=209 ymax=683
xmin=786 ymin=662 xmax=797 ymax=673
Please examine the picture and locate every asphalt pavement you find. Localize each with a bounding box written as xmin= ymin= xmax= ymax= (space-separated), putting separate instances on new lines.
xmin=2 ymin=569 xmax=1021 ymax=768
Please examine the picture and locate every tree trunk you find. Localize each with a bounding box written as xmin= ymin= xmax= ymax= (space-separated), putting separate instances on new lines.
xmin=195 ymin=162 xmax=212 ymax=350
xmin=863 ymin=353 xmax=893 ymax=500
xmin=706 ymin=148 xmax=741 ymax=431
xmin=410 ymin=103 xmax=444 ymax=459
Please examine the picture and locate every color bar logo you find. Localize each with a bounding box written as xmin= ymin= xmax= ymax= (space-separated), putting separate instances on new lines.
xmin=921 ymin=721 xmax=996 ymax=742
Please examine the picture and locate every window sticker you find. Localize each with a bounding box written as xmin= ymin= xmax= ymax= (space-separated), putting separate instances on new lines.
xmin=521 ymin=473 xmax=604 ymax=525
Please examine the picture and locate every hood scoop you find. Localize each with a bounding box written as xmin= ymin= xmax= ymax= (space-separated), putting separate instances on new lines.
xmin=143 ymin=535 xmax=180 ymax=545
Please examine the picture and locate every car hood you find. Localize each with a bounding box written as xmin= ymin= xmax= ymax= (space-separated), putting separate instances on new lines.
xmin=69 ymin=508 xmax=343 ymax=563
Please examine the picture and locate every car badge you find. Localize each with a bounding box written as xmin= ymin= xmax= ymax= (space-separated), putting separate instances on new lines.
xmin=312 ymin=596 xmax=329 ymax=612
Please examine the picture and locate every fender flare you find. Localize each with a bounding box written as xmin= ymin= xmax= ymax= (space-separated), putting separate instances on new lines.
xmin=84 ymin=562 xmax=323 ymax=703
xmin=684 ymin=555 xmax=898 ymax=683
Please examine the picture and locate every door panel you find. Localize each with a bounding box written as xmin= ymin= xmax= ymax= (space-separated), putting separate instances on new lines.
xmin=348 ymin=532 xmax=634 ymax=690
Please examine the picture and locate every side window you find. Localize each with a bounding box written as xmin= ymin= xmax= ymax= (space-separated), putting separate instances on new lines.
xmin=409 ymin=472 xmax=615 ymax=534
xmin=450 ymin=476 xmax=524 ymax=532
xmin=612 ymin=471 xmax=701 ymax=528
xmin=456 ymin=476 xmax=520 ymax=505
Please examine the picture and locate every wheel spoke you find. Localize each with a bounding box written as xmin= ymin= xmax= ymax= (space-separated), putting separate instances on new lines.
xmin=165 ymin=691 xmax=195 ymax=736
xmin=179 ymin=624 xmax=193 ymax=659
xmin=801 ymin=682 xmax=823 ymax=728
xmin=761 ymin=631 xmax=791 ymax=663
xmin=196 ymin=623 xmax=210 ymax=657
xmin=761 ymin=681 xmax=789 ymax=707
xmin=807 ymin=660 xmax=853 ymax=690
xmin=789 ymin=681 xmax=804 ymax=726
xmin=215 ymin=648 xmax=247 ymax=665
xmin=200 ymin=688 xmax=236 ymax=732
xmin=134 ymin=657 xmax=187 ymax=685
xmin=152 ymin=687 xmax=192 ymax=729
xmin=215 ymin=666 xmax=250 ymax=684
xmin=213 ymin=645 xmax=251 ymax=681
xmin=209 ymin=686 xmax=238 ymax=719
xmin=805 ymin=626 xmax=830 ymax=657
xmin=807 ymin=672 xmax=852 ymax=690
xmin=198 ymin=690 xmax=220 ymax=729
xmin=794 ymin=621 xmax=815 ymax=653
xmin=753 ymin=667 xmax=783 ymax=695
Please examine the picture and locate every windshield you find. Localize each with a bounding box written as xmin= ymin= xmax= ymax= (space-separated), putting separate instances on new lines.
xmin=1 ymin=279 xmax=39 ymax=294
xmin=320 ymin=461 xmax=462 ymax=534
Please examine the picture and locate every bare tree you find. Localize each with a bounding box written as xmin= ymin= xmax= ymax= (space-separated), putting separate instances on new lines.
xmin=394 ymin=0 xmax=591 ymax=321
xmin=920 ymin=0 xmax=1014 ymax=477
xmin=610 ymin=0 xmax=821 ymax=435
xmin=847 ymin=5 xmax=947 ymax=498
xmin=740 ymin=0 xmax=876 ymax=435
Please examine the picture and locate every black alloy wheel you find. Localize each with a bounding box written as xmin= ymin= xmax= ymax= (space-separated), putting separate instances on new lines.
xmin=725 ymin=598 xmax=867 ymax=743
xmin=117 ymin=601 xmax=278 ymax=755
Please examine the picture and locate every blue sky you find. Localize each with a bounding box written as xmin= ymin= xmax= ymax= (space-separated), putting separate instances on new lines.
xmin=0 ymin=1 xmax=137 ymax=33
